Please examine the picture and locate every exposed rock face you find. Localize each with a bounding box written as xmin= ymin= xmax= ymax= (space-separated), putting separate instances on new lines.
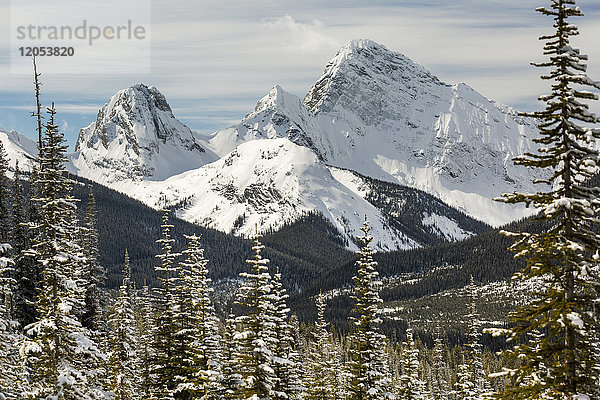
xmin=73 ymin=84 xmax=217 ymax=183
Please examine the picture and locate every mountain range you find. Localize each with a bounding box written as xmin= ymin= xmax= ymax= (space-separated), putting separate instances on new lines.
xmin=0 ymin=39 xmax=545 ymax=251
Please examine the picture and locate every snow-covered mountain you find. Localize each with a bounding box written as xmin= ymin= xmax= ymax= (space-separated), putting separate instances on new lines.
xmin=207 ymin=85 xmax=325 ymax=159
xmin=208 ymin=39 xmax=545 ymax=226
xmin=108 ymin=138 xmax=417 ymax=250
xmin=0 ymin=125 xmax=38 ymax=171
xmin=70 ymin=84 xmax=218 ymax=184
xmin=79 ymin=138 xmax=485 ymax=251
xmin=2 ymin=39 xmax=544 ymax=250
xmin=56 ymin=80 xmax=486 ymax=250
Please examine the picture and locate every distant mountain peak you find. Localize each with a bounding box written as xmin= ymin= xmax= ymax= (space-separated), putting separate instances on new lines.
xmin=63 ymin=40 xmax=545 ymax=248
xmin=76 ymin=84 xmax=180 ymax=153
xmin=120 ymin=83 xmax=173 ymax=114
xmin=0 ymin=126 xmax=38 ymax=171
xmin=210 ymin=39 xmax=544 ymax=226
xmin=304 ymin=39 xmax=442 ymax=115
xmin=250 ymin=85 xmax=300 ymax=117
xmin=338 ymin=38 xmax=388 ymax=56
xmin=72 ymin=84 xmax=217 ymax=183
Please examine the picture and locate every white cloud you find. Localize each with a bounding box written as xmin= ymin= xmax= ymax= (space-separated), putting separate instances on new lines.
xmin=261 ymin=16 xmax=337 ymax=53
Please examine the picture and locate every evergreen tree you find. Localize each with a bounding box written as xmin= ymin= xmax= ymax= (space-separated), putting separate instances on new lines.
xmin=431 ymin=327 xmax=449 ymax=400
xmin=123 ymin=249 xmax=131 ymax=286
xmin=304 ymin=292 xmax=336 ymax=400
xmin=150 ymin=208 xmax=181 ymax=400
xmin=0 ymin=142 xmax=14 ymax=320
xmin=19 ymin=105 xmax=103 ymax=400
xmin=135 ymin=283 xmax=154 ymax=399
xmin=107 ymin=251 xmax=137 ymax=400
xmin=219 ymin=311 xmax=243 ymax=399
xmin=0 ymin=242 xmax=22 ymax=399
xmin=465 ymin=276 xmax=486 ymax=399
xmin=173 ymin=234 xmax=221 ymax=399
xmin=397 ymin=326 xmax=422 ymax=400
xmin=347 ymin=217 xmax=392 ymax=400
xmin=235 ymin=235 xmax=278 ymax=400
xmin=12 ymin=162 xmax=38 ymax=328
xmin=455 ymin=276 xmax=486 ymax=400
xmin=286 ymin=314 xmax=305 ymax=399
xmin=271 ymin=269 xmax=301 ymax=400
xmin=82 ymin=188 xmax=105 ymax=333
xmin=455 ymin=350 xmax=473 ymax=400
xmin=0 ymin=140 xmax=10 ymax=244
xmin=494 ymin=1 xmax=600 ymax=398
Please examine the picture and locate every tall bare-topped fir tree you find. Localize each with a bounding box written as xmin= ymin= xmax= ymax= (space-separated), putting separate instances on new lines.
xmin=20 ymin=105 xmax=103 ymax=400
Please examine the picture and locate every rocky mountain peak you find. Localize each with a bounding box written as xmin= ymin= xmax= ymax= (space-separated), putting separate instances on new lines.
xmin=249 ymin=85 xmax=301 ymax=117
xmin=303 ymin=39 xmax=444 ymax=116
xmin=208 ymin=39 xmax=544 ymax=226
xmin=75 ymin=83 xmax=185 ymax=152
xmin=72 ymin=84 xmax=217 ymax=182
xmin=120 ymin=83 xmax=173 ymax=114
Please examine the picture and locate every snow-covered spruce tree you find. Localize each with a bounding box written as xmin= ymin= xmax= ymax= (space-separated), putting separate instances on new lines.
xmin=454 ymin=350 xmax=474 ymax=400
xmin=271 ymin=268 xmax=301 ymax=400
xmin=135 ymin=283 xmax=154 ymax=399
xmin=235 ymin=235 xmax=278 ymax=400
xmin=397 ymin=325 xmax=422 ymax=400
xmin=0 ymin=145 xmax=17 ymax=393
xmin=82 ymin=188 xmax=105 ymax=334
xmin=173 ymin=234 xmax=221 ymax=399
xmin=20 ymin=104 xmax=103 ymax=400
xmin=12 ymin=162 xmax=38 ymax=328
xmin=492 ymin=1 xmax=600 ymax=399
xmin=150 ymin=207 xmax=181 ymax=400
xmin=287 ymin=314 xmax=305 ymax=398
xmin=107 ymin=251 xmax=137 ymax=400
xmin=304 ymin=292 xmax=337 ymax=400
xmin=0 ymin=242 xmax=23 ymax=399
xmin=347 ymin=217 xmax=392 ymax=400
xmin=334 ymin=334 xmax=352 ymax=400
xmin=431 ymin=326 xmax=449 ymax=400
xmin=456 ymin=276 xmax=486 ymax=399
xmin=0 ymin=141 xmax=14 ymax=322
xmin=219 ymin=311 xmax=243 ymax=399
xmin=0 ymin=140 xmax=10 ymax=245
xmin=124 ymin=250 xmax=132 ymax=287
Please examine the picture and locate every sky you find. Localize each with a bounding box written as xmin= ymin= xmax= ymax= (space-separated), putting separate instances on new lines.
xmin=1 ymin=0 xmax=600 ymax=150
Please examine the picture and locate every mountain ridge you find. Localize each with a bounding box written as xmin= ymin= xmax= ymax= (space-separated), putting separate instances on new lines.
xmin=1 ymin=39 xmax=543 ymax=250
